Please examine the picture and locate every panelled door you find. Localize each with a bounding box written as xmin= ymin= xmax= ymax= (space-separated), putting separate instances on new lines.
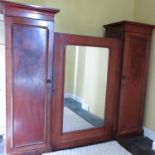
xmin=5 ymin=16 xmax=54 ymax=154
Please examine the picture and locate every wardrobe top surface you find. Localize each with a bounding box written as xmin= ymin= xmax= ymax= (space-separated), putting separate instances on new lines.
xmin=0 ymin=0 xmax=60 ymax=14
xmin=104 ymin=20 xmax=155 ymax=29
xmin=104 ymin=20 xmax=155 ymax=34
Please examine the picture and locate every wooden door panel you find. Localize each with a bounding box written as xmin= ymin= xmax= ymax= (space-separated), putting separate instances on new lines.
xmin=12 ymin=24 xmax=48 ymax=146
xmin=6 ymin=17 xmax=54 ymax=154
xmin=118 ymin=34 xmax=150 ymax=132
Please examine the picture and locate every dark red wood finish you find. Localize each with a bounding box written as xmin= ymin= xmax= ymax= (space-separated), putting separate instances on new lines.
xmin=52 ymin=33 xmax=121 ymax=150
xmin=104 ymin=21 xmax=154 ymax=138
xmin=0 ymin=1 xmax=59 ymax=155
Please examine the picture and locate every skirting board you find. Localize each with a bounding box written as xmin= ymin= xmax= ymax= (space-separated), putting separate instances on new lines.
xmin=144 ymin=127 xmax=155 ymax=141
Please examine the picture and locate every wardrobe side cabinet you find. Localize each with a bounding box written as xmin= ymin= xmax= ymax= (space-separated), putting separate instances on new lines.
xmin=104 ymin=21 xmax=154 ymax=138
xmin=0 ymin=1 xmax=59 ymax=154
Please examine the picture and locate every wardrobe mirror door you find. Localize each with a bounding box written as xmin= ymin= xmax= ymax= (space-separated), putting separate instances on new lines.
xmin=52 ymin=33 xmax=121 ymax=150
xmin=63 ymin=45 xmax=109 ymax=133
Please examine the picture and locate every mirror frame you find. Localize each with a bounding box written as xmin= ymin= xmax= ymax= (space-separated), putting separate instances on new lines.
xmin=51 ymin=32 xmax=121 ymax=150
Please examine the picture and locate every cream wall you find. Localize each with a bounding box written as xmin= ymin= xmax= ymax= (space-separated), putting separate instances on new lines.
xmin=135 ymin=0 xmax=155 ymax=25
xmin=134 ymin=0 xmax=155 ymax=131
xmin=11 ymin=0 xmax=135 ymax=36
xmin=144 ymin=32 xmax=155 ymax=131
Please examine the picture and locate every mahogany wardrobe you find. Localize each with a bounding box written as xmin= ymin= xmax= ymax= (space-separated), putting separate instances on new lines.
xmin=0 ymin=1 xmax=154 ymax=155
xmin=0 ymin=1 xmax=60 ymax=154
xmin=104 ymin=21 xmax=154 ymax=138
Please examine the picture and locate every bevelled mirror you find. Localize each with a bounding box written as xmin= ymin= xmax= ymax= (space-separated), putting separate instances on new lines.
xmin=52 ymin=33 xmax=121 ymax=150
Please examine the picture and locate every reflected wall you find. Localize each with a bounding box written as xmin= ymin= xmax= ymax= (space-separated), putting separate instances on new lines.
xmin=63 ymin=45 xmax=109 ymax=133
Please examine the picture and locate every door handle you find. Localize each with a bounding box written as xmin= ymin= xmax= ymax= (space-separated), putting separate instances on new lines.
xmin=122 ymin=75 xmax=126 ymax=80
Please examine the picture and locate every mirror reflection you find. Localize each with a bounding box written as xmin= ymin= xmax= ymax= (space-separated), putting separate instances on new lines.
xmin=63 ymin=45 xmax=109 ymax=133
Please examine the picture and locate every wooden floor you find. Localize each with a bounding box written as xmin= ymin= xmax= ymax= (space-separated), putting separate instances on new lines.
xmin=0 ymin=136 xmax=155 ymax=155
